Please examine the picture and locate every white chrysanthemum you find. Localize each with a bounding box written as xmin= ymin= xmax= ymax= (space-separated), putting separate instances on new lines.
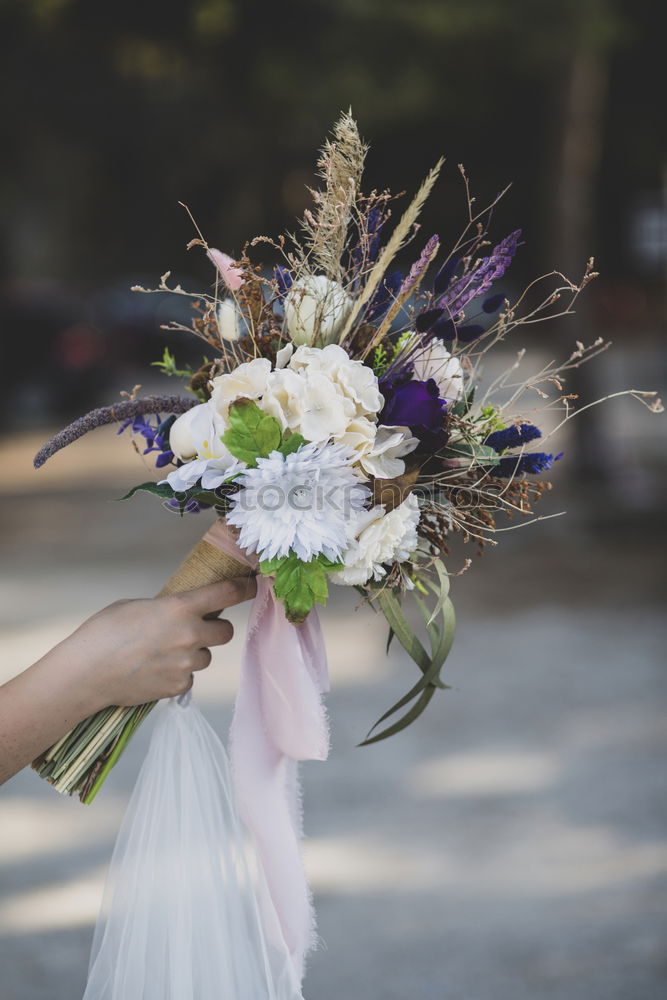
xmin=226 ymin=441 xmax=371 ymax=563
xmin=330 ymin=493 xmax=421 ymax=586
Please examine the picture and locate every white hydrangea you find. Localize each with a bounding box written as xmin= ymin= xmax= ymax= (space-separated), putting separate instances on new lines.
xmin=162 ymin=454 xmax=245 ymax=492
xmin=330 ymin=493 xmax=421 ymax=586
xmin=168 ymin=345 xmax=418 ymax=497
xmin=260 ymin=343 xmax=387 ymax=453
xmin=287 ymin=344 xmax=384 ymax=415
xmin=226 ymin=441 xmax=370 ymax=563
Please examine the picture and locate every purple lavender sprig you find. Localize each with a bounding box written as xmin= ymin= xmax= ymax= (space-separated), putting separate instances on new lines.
xmin=398 ymin=234 xmax=440 ymax=302
xmin=34 ymin=395 xmax=196 ymax=469
xmin=438 ymin=229 xmax=522 ymax=318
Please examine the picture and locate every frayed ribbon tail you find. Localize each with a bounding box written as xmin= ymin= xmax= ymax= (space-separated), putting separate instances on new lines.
xmin=229 ymin=574 xmax=330 ymax=986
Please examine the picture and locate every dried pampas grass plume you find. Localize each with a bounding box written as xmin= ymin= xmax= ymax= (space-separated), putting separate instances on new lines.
xmin=339 ymin=157 xmax=444 ymax=345
xmin=301 ymin=109 xmax=367 ymax=281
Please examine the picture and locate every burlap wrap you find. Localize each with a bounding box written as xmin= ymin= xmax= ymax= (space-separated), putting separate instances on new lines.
xmin=157 ymin=529 xmax=252 ymax=598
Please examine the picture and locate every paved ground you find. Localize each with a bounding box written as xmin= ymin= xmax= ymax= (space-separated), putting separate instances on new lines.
xmin=0 ymin=426 xmax=666 ymax=1000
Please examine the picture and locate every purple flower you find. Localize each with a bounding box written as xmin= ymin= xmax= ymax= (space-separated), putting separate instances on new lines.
xmin=380 ymin=377 xmax=443 ymax=428
xmin=118 ymin=413 xmax=175 ymax=469
xmin=397 ymin=235 xmax=440 ymax=301
xmin=379 ymin=377 xmax=447 ymax=452
xmin=33 ymin=395 xmax=195 ymax=469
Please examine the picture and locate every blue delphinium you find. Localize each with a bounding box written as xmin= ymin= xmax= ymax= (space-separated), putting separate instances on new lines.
xmin=274 ymin=266 xmax=293 ymax=297
xmin=485 ymin=423 xmax=542 ymax=453
xmin=367 ymin=270 xmax=403 ymax=322
xmin=491 ymin=452 xmax=563 ymax=477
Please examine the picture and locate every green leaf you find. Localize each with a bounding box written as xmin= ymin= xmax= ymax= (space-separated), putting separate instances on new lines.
xmin=222 ymin=399 xmax=282 ymax=465
xmin=373 ymin=588 xmax=431 ymax=675
xmin=278 ymin=431 xmax=307 ymax=457
xmin=443 ymin=440 xmax=501 ymax=464
xmin=360 ymin=572 xmax=456 ymax=746
xmin=260 ymin=552 xmax=342 ymax=624
xmin=151 ymin=346 xmax=195 ymax=380
xmin=120 ymin=481 xmax=176 ymax=501
xmin=450 ymin=384 xmax=476 ymax=417
xmin=360 ymin=687 xmax=437 ymax=746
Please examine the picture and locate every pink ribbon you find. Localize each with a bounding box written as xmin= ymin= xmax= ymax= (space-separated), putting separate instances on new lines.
xmin=203 ymin=521 xmax=330 ymax=986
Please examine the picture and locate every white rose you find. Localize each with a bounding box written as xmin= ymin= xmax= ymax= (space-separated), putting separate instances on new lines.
xmin=216 ymin=299 xmax=245 ymax=342
xmin=412 ymin=339 xmax=465 ymax=401
xmin=334 ymin=415 xmax=377 ymax=458
xmin=331 ymin=494 xmax=421 ymax=586
xmin=210 ymin=357 xmax=271 ymax=419
xmin=334 ymin=420 xmax=418 ymax=479
xmin=284 ymin=275 xmax=352 ymax=346
xmin=359 ymin=425 xmax=419 ymax=479
xmin=168 ymin=402 xmax=227 ymax=461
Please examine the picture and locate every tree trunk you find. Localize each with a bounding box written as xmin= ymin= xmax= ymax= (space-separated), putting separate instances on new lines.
xmin=549 ymin=35 xmax=610 ymax=483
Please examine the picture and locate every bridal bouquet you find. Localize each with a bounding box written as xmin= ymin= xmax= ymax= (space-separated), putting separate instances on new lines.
xmin=33 ymin=111 xmax=660 ymax=801
xmin=31 ymin=113 xmax=661 ymax=997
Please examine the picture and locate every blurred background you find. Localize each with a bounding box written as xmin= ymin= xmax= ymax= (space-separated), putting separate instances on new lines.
xmin=0 ymin=1 xmax=665 ymax=998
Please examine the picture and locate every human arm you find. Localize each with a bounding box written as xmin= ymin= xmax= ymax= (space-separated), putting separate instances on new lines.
xmin=0 ymin=576 xmax=256 ymax=785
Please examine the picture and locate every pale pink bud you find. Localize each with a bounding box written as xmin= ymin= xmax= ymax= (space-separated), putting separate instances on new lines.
xmin=207 ymin=248 xmax=245 ymax=292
